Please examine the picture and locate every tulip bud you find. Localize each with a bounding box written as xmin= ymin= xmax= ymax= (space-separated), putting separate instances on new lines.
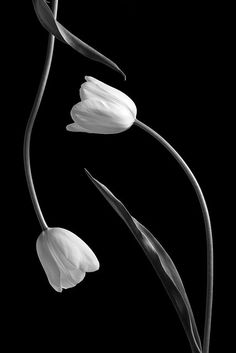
xmin=36 ymin=227 xmax=99 ymax=292
xmin=66 ymin=76 xmax=137 ymax=134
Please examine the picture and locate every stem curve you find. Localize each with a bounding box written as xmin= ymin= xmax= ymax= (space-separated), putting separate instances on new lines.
xmin=134 ymin=119 xmax=213 ymax=353
xmin=23 ymin=0 xmax=58 ymax=230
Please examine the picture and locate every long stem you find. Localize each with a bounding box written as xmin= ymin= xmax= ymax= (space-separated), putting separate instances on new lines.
xmin=23 ymin=0 xmax=58 ymax=231
xmin=134 ymin=119 xmax=213 ymax=353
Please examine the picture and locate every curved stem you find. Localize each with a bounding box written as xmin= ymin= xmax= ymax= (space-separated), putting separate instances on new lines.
xmin=23 ymin=0 xmax=59 ymax=231
xmin=134 ymin=119 xmax=213 ymax=353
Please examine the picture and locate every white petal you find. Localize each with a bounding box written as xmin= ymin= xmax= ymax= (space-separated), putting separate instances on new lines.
xmin=84 ymin=76 xmax=137 ymax=117
xmin=59 ymin=268 xmax=86 ymax=289
xmin=70 ymin=268 xmax=86 ymax=283
xmin=70 ymin=99 xmax=134 ymax=134
xmin=60 ymin=271 xmax=77 ymax=289
xmin=36 ymin=233 xmax=62 ymax=292
xmin=66 ymin=123 xmax=92 ymax=133
xmin=48 ymin=228 xmax=100 ymax=272
xmin=80 ymin=81 xmax=110 ymax=103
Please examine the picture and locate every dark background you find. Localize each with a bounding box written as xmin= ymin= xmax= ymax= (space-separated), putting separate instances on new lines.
xmin=9 ymin=1 xmax=221 ymax=352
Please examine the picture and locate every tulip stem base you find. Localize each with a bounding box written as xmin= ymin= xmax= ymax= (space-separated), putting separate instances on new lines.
xmin=23 ymin=0 xmax=59 ymax=231
xmin=134 ymin=119 xmax=213 ymax=353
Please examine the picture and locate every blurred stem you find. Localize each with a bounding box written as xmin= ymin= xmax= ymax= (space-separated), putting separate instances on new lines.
xmin=134 ymin=119 xmax=213 ymax=353
xmin=23 ymin=0 xmax=59 ymax=231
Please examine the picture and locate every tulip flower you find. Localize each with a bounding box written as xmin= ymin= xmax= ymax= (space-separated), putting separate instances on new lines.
xmin=66 ymin=76 xmax=137 ymax=134
xmin=36 ymin=227 xmax=99 ymax=292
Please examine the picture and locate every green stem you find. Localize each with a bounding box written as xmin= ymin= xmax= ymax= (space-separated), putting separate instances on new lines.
xmin=134 ymin=119 xmax=213 ymax=353
xmin=23 ymin=0 xmax=59 ymax=231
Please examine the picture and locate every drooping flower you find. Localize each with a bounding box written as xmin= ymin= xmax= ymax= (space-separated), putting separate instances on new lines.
xmin=36 ymin=227 xmax=99 ymax=292
xmin=66 ymin=76 xmax=137 ymax=134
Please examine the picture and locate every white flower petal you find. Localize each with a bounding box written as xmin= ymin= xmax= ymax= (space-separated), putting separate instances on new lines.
xmin=69 ymin=268 xmax=86 ymax=283
xmin=66 ymin=123 xmax=92 ymax=133
xmin=48 ymin=228 xmax=100 ymax=272
xmin=60 ymin=271 xmax=77 ymax=289
xmin=36 ymin=233 xmax=62 ymax=292
xmin=70 ymin=99 xmax=134 ymax=134
xmin=59 ymin=267 xmax=86 ymax=289
xmin=84 ymin=76 xmax=137 ymax=116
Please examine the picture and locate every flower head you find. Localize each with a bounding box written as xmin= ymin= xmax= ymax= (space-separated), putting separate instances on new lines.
xmin=36 ymin=227 xmax=99 ymax=292
xmin=66 ymin=76 xmax=136 ymax=134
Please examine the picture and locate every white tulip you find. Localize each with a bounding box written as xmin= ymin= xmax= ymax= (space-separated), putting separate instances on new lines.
xmin=66 ymin=76 xmax=137 ymax=134
xmin=36 ymin=227 xmax=99 ymax=292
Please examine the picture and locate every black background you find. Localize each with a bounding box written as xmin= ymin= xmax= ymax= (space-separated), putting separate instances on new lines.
xmin=9 ymin=1 xmax=221 ymax=352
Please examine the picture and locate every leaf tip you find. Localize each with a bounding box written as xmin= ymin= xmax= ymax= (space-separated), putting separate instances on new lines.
xmin=84 ymin=168 xmax=92 ymax=179
xmin=84 ymin=168 xmax=98 ymax=187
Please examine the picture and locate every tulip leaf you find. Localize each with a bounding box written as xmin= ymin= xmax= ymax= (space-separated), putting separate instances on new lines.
xmin=32 ymin=0 xmax=126 ymax=79
xmin=85 ymin=169 xmax=202 ymax=353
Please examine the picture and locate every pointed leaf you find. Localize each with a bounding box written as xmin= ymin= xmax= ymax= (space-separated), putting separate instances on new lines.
xmin=32 ymin=0 xmax=125 ymax=79
xmin=85 ymin=169 xmax=202 ymax=353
